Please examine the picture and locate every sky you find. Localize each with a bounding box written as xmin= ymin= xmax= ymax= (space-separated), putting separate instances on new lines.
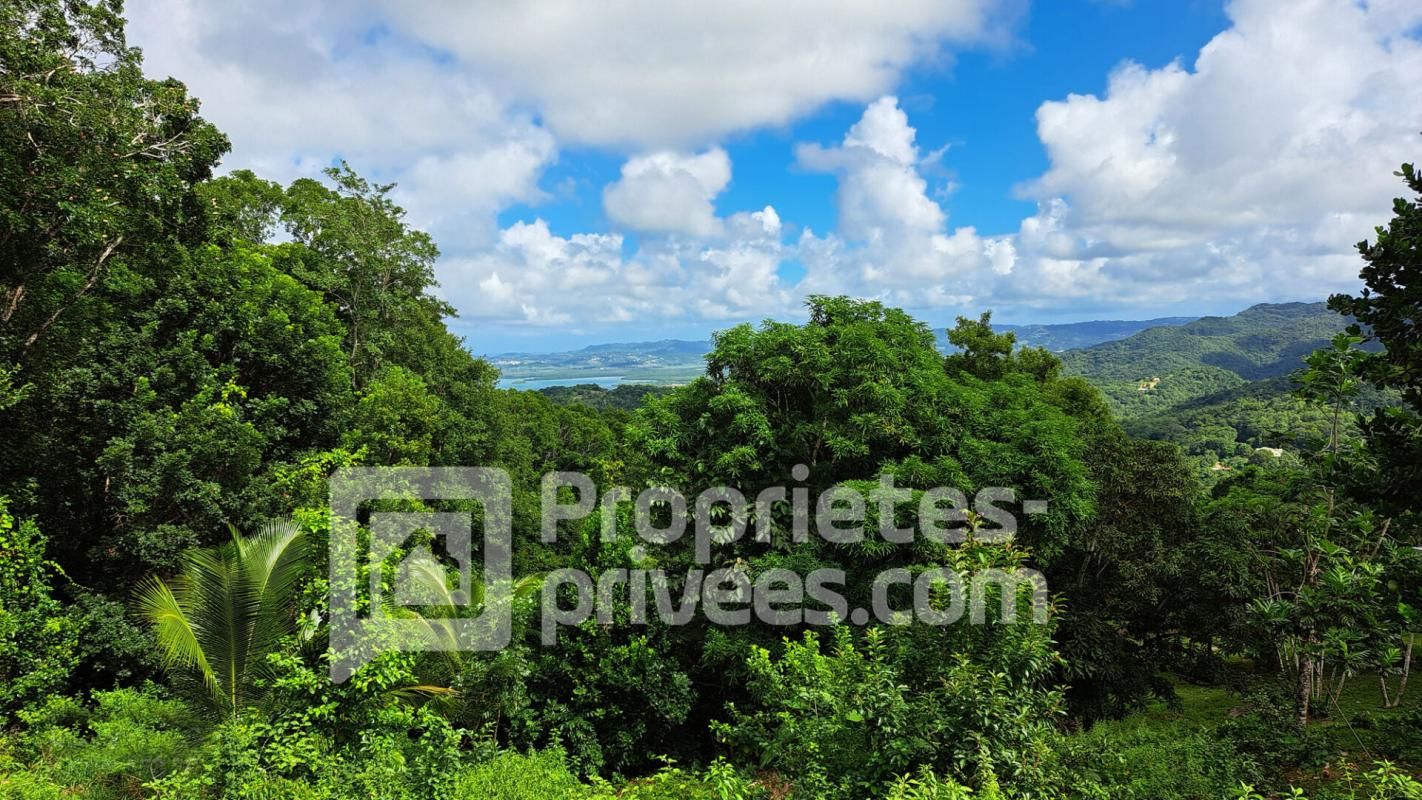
xmin=125 ymin=0 xmax=1422 ymax=353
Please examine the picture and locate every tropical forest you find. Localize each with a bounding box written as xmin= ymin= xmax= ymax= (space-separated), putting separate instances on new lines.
xmin=1 ymin=1 xmax=1420 ymax=798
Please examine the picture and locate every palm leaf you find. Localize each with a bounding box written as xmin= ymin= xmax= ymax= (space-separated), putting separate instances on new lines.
xmin=135 ymin=574 xmax=222 ymax=706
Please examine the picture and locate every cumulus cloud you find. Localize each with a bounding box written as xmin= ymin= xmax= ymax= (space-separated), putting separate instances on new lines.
xmin=125 ymin=0 xmax=1021 ymax=336
xmin=126 ymin=0 xmax=1422 ymax=337
xmin=793 ymin=97 xmax=1006 ymax=308
xmin=376 ymin=0 xmax=1020 ymax=147
xmin=442 ymin=209 xmax=792 ymax=329
xmin=1002 ymin=0 xmax=1422 ymax=310
xmin=603 ymin=149 xmax=732 ymax=237
xmin=125 ymin=0 xmax=557 ymax=251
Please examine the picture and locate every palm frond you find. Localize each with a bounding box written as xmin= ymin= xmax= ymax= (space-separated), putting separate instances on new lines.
xmin=135 ymin=575 xmax=224 ymax=709
xmin=133 ymin=518 xmax=312 ymax=717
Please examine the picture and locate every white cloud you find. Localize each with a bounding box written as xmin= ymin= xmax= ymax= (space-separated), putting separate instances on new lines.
xmin=1004 ymin=0 xmax=1422 ymax=309
xmin=125 ymin=0 xmax=557 ymax=252
xmin=126 ymin=0 xmax=1422 ymax=338
xmin=603 ymin=149 xmax=732 ymax=237
xmin=377 ymin=0 xmax=1020 ymax=147
xmin=440 ymin=209 xmax=793 ymax=329
xmin=124 ymin=0 xmax=1017 ymax=336
xmin=793 ymin=97 xmax=1004 ymax=307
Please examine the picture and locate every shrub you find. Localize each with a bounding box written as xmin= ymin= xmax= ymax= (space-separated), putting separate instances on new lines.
xmin=452 ymin=749 xmax=591 ymax=800
xmin=715 ymin=624 xmax=1062 ymax=800
xmin=4 ymin=687 xmax=201 ymax=800
xmin=1218 ymin=685 xmax=1332 ymax=781
xmin=0 ymin=499 xmax=80 ymax=719
xmin=1051 ymin=718 xmax=1259 ymax=799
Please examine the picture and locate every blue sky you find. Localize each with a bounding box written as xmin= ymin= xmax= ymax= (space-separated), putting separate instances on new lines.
xmin=517 ymin=0 xmax=1232 ymax=244
xmin=127 ymin=0 xmax=1422 ymax=352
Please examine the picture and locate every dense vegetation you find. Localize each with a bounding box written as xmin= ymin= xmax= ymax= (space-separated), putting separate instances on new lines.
xmin=1056 ymin=303 xmax=1401 ymax=473
xmin=1 ymin=2 xmax=1420 ymax=798
xmin=538 ymin=384 xmax=674 ymax=412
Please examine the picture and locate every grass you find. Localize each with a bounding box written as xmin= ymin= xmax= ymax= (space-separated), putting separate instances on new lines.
xmin=1124 ymin=663 xmax=1422 ymax=785
xmin=1135 ymin=663 xmax=1419 ymax=729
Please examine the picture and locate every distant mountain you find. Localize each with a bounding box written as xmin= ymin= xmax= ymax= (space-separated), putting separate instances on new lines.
xmin=492 ymin=338 xmax=710 ymax=367
xmin=494 ymin=317 xmax=1199 ymax=389
xmin=993 ymin=317 xmax=1196 ymax=352
xmin=491 ymin=339 xmax=710 ymax=388
xmin=1058 ymin=302 xmax=1345 ymax=419
xmin=575 ymin=339 xmax=710 ymax=357
xmin=1057 ymin=302 xmax=1366 ymax=462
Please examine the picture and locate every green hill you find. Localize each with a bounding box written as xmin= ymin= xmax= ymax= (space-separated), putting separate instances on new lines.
xmin=993 ymin=316 xmax=1195 ymax=351
xmin=1059 ymin=302 xmax=1346 ymax=420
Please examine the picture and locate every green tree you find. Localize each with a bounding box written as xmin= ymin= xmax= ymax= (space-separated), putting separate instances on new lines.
xmin=0 ymin=0 xmax=226 ymax=357
xmin=136 ymin=520 xmax=309 ymax=717
xmin=280 ymin=163 xmax=450 ymax=387
xmin=1329 ymin=160 xmax=1422 ymax=522
xmin=944 ymin=311 xmax=1059 ymax=383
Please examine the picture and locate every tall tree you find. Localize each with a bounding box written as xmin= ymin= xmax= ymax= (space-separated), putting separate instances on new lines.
xmin=280 ymin=163 xmax=449 ymax=388
xmin=0 ymin=0 xmax=226 ymax=358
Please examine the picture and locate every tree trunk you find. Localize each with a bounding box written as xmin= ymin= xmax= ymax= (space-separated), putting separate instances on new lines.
xmin=2 ymin=283 xmax=24 ymax=323
xmin=1388 ymin=634 xmax=1414 ymax=709
xmin=1297 ymin=650 xmax=1313 ymax=727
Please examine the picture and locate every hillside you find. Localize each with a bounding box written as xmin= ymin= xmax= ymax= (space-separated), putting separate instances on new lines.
xmin=1124 ymin=374 xmax=1395 ymax=460
xmin=993 ymin=316 xmax=1196 ymax=352
xmin=1059 ymin=302 xmax=1346 ymax=419
xmin=495 ymin=317 xmax=1197 ymax=389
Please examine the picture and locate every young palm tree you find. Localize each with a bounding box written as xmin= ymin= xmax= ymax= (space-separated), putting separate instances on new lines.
xmin=136 ymin=520 xmax=309 ymax=717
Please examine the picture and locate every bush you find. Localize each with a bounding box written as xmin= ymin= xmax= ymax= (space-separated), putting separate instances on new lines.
xmin=1218 ymin=685 xmax=1332 ymax=781
xmin=452 ymin=749 xmax=591 ymax=800
xmin=0 ymin=499 xmax=80 ymax=719
xmin=1051 ymin=718 xmax=1259 ymax=799
xmin=2 ymin=687 xmax=200 ymax=800
xmin=1371 ymin=710 xmax=1422 ymax=765
xmin=590 ymin=758 xmax=763 ymax=800
xmin=1233 ymin=760 xmax=1422 ymax=799
xmin=715 ymin=624 xmax=1062 ymax=800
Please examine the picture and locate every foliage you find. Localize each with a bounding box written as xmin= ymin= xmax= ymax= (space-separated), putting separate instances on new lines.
xmin=539 ymin=383 xmax=676 ymax=412
xmin=4 ymin=4 xmax=1422 ymax=798
xmin=0 ymin=0 xmax=227 ymax=357
xmin=1050 ymin=718 xmax=1259 ymax=800
xmin=0 ymin=498 xmax=78 ymax=719
xmin=0 ymin=687 xmax=200 ymax=800
xmin=136 ymin=520 xmax=310 ymax=716
xmin=452 ymin=749 xmax=592 ymax=799
xmin=1232 ymin=761 xmax=1422 ymax=800
xmin=715 ymin=620 xmax=1063 ymax=799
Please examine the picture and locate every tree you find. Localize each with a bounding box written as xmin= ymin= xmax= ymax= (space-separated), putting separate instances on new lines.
xmin=136 ymin=520 xmax=309 ymax=717
xmin=944 ymin=311 xmax=1059 ymax=383
xmin=1330 ymin=161 xmax=1422 ymax=410
xmin=1326 ymin=159 xmax=1422 ymax=711
xmin=2 ymin=242 xmax=351 ymax=585
xmin=1326 ymin=159 xmax=1422 ymax=513
xmin=279 ymin=163 xmax=449 ymax=387
xmin=0 ymin=0 xmax=227 ymax=358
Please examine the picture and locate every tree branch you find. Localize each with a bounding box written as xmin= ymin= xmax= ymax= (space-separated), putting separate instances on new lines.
xmin=21 ymin=236 xmax=123 ymax=352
